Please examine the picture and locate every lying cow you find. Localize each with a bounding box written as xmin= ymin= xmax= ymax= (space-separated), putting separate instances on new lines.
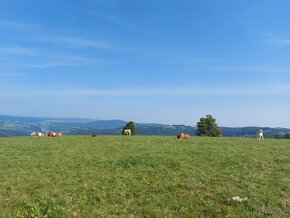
xmin=123 ymin=129 xmax=131 ymax=136
xmin=177 ymin=133 xmax=190 ymax=139
xmin=31 ymin=131 xmax=44 ymax=137
xmin=47 ymin=131 xmax=56 ymax=137
xmin=47 ymin=132 xmax=63 ymax=137
xmin=54 ymin=133 xmax=63 ymax=137
xmin=256 ymin=129 xmax=264 ymax=140
xmin=92 ymin=132 xmax=97 ymax=137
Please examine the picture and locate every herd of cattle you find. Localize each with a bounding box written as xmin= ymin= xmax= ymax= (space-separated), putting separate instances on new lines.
xmin=31 ymin=129 xmax=264 ymax=140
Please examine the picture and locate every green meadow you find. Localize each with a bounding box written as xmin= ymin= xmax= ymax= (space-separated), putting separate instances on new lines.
xmin=0 ymin=136 xmax=289 ymax=217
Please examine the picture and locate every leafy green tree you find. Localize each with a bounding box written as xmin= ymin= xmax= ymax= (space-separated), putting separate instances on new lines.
xmin=123 ymin=121 xmax=136 ymax=135
xmin=196 ymin=115 xmax=222 ymax=137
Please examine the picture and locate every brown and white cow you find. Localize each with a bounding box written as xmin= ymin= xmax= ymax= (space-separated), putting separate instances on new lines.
xmin=54 ymin=133 xmax=63 ymax=137
xmin=92 ymin=132 xmax=97 ymax=137
xmin=47 ymin=132 xmax=56 ymax=137
xmin=177 ymin=133 xmax=190 ymax=139
xmin=47 ymin=132 xmax=63 ymax=137
xmin=31 ymin=131 xmax=44 ymax=137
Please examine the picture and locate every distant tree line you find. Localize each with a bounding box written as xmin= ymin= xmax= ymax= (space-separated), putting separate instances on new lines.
xmin=273 ymin=133 xmax=290 ymax=139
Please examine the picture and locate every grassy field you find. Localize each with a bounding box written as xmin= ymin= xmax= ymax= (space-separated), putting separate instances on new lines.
xmin=0 ymin=136 xmax=289 ymax=217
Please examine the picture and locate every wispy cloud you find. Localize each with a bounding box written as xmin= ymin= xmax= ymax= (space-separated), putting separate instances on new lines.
xmin=37 ymin=36 xmax=109 ymax=48
xmin=0 ymin=72 xmax=23 ymax=77
xmin=32 ymin=84 xmax=290 ymax=97
xmin=0 ymin=45 xmax=114 ymax=68
xmin=25 ymin=53 xmax=117 ymax=68
xmin=90 ymin=13 xmax=162 ymax=40
xmin=0 ymin=45 xmax=38 ymax=55
xmin=0 ymin=19 xmax=42 ymax=30
xmin=35 ymin=35 xmax=140 ymax=53
xmin=270 ymin=38 xmax=290 ymax=45
xmin=212 ymin=65 xmax=290 ymax=74
xmin=104 ymin=16 xmax=161 ymax=39
xmin=25 ymin=62 xmax=77 ymax=68
xmin=49 ymin=52 xmax=112 ymax=63
xmin=158 ymin=56 xmax=223 ymax=65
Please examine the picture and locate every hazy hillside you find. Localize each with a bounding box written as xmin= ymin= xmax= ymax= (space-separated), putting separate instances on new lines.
xmin=222 ymin=127 xmax=290 ymax=137
xmin=0 ymin=115 xmax=289 ymax=137
xmin=0 ymin=115 xmax=126 ymax=137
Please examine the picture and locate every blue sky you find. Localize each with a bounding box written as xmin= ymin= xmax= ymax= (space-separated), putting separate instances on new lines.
xmin=1 ymin=0 xmax=290 ymax=127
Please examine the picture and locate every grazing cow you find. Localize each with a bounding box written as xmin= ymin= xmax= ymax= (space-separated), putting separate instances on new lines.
xmin=31 ymin=132 xmax=44 ymax=137
xmin=123 ymin=129 xmax=131 ymax=136
xmin=177 ymin=133 xmax=190 ymax=139
xmin=256 ymin=129 xmax=264 ymax=140
xmin=92 ymin=132 xmax=97 ymax=137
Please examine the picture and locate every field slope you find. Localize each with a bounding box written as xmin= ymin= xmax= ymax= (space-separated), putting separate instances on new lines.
xmin=0 ymin=136 xmax=289 ymax=217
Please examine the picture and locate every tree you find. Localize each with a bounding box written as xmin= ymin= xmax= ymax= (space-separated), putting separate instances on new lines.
xmin=123 ymin=121 xmax=136 ymax=135
xmin=196 ymin=115 xmax=222 ymax=137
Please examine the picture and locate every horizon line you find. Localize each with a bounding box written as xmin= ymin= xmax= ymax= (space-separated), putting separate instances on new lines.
xmin=0 ymin=114 xmax=289 ymax=129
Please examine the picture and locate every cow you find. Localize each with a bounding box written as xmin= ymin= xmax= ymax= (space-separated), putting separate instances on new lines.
xmin=92 ymin=132 xmax=97 ymax=137
xmin=177 ymin=133 xmax=190 ymax=139
xmin=47 ymin=132 xmax=63 ymax=137
xmin=256 ymin=129 xmax=264 ymax=140
xmin=31 ymin=132 xmax=44 ymax=137
xmin=54 ymin=133 xmax=63 ymax=137
xmin=47 ymin=131 xmax=56 ymax=137
xmin=123 ymin=129 xmax=131 ymax=136
xmin=31 ymin=132 xmax=37 ymax=137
